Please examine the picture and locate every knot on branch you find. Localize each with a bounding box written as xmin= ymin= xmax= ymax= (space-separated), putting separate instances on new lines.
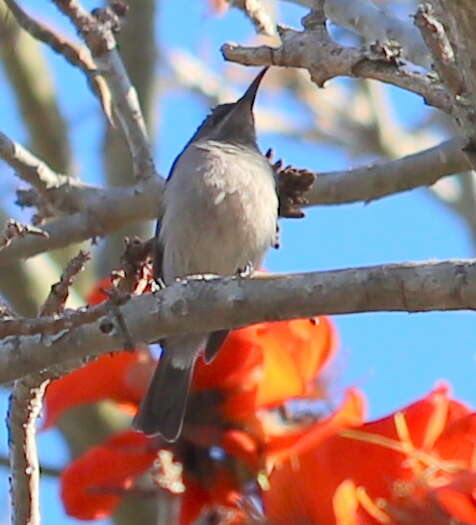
xmin=365 ymin=40 xmax=403 ymax=66
xmin=266 ymin=149 xmax=316 ymax=219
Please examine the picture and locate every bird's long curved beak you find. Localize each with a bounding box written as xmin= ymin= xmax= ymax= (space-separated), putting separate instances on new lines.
xmin=237 ymin=67 xmax=269 ymax=109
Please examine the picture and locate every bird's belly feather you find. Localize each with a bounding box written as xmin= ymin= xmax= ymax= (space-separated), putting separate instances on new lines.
xmin=161 ymin=143 xmax=277 ymax=283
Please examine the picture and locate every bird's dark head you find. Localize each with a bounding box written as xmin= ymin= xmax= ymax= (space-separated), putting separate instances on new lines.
xmin=191 ymin=67 xmax=268 ymax=148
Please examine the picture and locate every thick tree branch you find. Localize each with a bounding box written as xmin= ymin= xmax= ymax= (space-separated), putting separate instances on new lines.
xmin=308 ymin=138 xmax=469 ymax=205
xmin=0 ymin=176 xmax=163 ymax=265
xmin=282 ymin=0 xmax=431 ymax=68
xmin=222 ymin=19 xmax=451 ymax=112
xmin=2 ymin=259 xmax=476 ymax=383
xmin=0 ymin=139 xmax=469 ymax=264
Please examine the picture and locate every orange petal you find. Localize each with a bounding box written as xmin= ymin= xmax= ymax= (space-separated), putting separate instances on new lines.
xmin=86 ymin=277 xmax=112 ymax=305
xmin=264 ymin=389 xmax=366 ymax=525
xmin=194 ymin=317 xmax=336 ymax=423
xmin=193 ymin=326 xmax=262 ymax=392
xmin=61 ymin=431 xmax=156 ymax=520
xmin=434 ymin=413 xmax=476 ymax=465
xmin=43 ymin=352 xmax=148 ymax=429
xmin=180 ymin=468 xmax=244 ymax=525
xmin=254 ymin=317 xmax=336 ymax=408
xmin=428 ymin=471 xmax=476 ymax=524
xmin=264 ymin=387 xmax=476 ymax=525
xmin=435 ymin=486 xmax=476 ymax=524
xmin=221 ymin=429 xmax=260 ymax=472
xmin=274 ymin=316 xmax=337 ymax=386
xmin=180 ymin=474 xmax=210 ymax=525
xmin=269 ymin=388 xmax=366 ymax=463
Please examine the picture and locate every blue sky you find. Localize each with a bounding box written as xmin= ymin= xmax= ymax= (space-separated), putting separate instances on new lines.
xmin=0 ymin=0 xmax=475 ymax=523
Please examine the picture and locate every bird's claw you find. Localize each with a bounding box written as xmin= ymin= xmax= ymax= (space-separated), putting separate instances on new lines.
xmin=152 ymin=278 xmax=166 ymax=292
xmin=237 ymin=262 xmax=254 ymax=278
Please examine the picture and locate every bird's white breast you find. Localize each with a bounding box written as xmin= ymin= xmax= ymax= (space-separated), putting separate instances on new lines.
xmin=160 ymin=141 xmax=278 ymax=284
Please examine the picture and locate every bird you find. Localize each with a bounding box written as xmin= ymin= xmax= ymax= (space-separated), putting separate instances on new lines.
xmin=132 ymin=67 xmax=278 ymax=442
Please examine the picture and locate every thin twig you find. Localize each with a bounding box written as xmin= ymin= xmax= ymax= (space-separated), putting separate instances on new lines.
xmin=414 ymin=4 xmax=463 ymax=97
xmin=3 ymin=0 xmax=113 ymax=123
xmin=231 ymin=0 xmax=276 ymax=36
xmin=0 ymin=219 xmax=48 ymax=251
xmin=51 ymin=0 xmax=156 ymax=179
xmin=3 ymin=259 xmax=476 ymax=383
xmin=0 ymin=130 xmax=104 ymax=220
xmin=8 ymin=250 xmax=92 ymax=525
xmin=0 ymin=291 xmax=130 ymax=338
xmin=0 ymin=131 xmax=69 ymax=191
xmin=39 ymin=250 xmax=90 ymax=316
xmin=281 ymin=0 xmax=431 ymax=68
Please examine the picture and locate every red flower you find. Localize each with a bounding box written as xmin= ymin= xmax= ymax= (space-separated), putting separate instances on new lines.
xmin=43 ymin=352 xmax=149 ymax=428
xmin=180 ymin=469 xmax=246 ymax=525
xmin=193 ymin=317 xmax=336 ymax=416
xmin=61 ymin=431 xmax=157 ymax=520
xmin=52 ymin=280 xmax=340 ymax=523
xmin=264 ymin=384 xmax=476 ymax=525
xmin=185 ymin=317 xmax=338 ymax=470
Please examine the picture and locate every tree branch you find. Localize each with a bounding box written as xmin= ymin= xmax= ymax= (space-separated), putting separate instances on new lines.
xmin=3 ymin=0 xmax=113 ymax=124
xmin=282 ymin=0 xmax=431 ymax=68
xmin=0 ymin=220 xmax=48 ymax=251
xmin=7 ymin=250 xmax=92 ymax=525
xmin=51 ymin=0 xmax=156 ymax=179
xmin=423 ymin=0 xmax=476 ymax=168
xmin=307 ymin=138 xmax=469 ymax=205
xmin=2 ymin=259 xmax=476 ymax=384
xmin=8 ymin=376 xmax=48 ymax=525
xmin=0 ymin=176 xmax=163 ymax=265
xmin=0 ymin=0 xmax=72 ymax=174
xmin=0 ymin=130 xmax=69 ymax=191
xmin=0 ymin=138 xmax=469 ymax=264
xmin=222 ymin=17 xmax=451 ymax=112
xmin=231 ymin=0 xmax=276 ymax=36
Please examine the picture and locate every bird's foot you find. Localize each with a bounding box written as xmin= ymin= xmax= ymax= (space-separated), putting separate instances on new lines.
xmin=151 ymin=278 xmax=166 ymax=292
xmin=237 ymin=262 xmax=254 ymax=278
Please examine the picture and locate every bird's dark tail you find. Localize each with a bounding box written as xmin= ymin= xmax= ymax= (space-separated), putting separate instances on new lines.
xmin=132 ymin=338 xmax=199 ymax=442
